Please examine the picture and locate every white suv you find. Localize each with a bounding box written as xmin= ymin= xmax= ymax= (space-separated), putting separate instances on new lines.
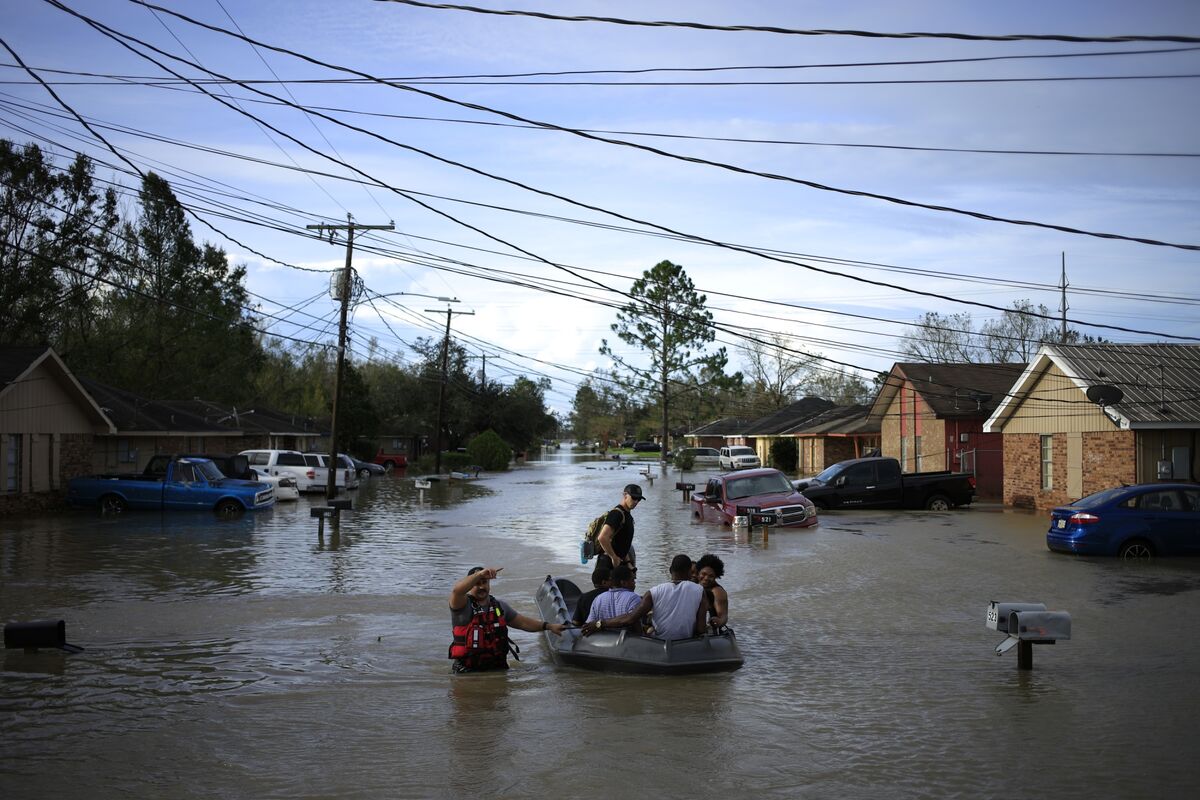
xmin=302 ymin=453 xmax=360 ymax=491
xmin=719 ymin=446 xmax=761 ymax=471
xmin=240 ymin=449 xmax=322 ymax=492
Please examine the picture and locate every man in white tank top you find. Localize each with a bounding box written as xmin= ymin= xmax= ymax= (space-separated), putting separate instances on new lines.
xmin=580 ymin=554 xmax=706 ymax=641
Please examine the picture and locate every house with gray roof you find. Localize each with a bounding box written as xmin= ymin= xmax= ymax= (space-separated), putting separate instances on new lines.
xmin=868 ymin=362 xmax=1023 ymax=499
xmin=1 ymin=347 xmax=114 ymax=513
xmin=984 ymin=343 xmax=1200 ymax=509
xmin=782 ymin=404 xmax=880 ymax=475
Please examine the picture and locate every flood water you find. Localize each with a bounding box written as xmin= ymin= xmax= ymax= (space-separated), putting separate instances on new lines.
xmin=3 ymin=446 xmax=1199 ymax=798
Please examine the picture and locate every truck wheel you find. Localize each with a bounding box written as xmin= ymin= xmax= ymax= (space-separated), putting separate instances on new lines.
xmin=99 ymin=494 xmax=127 ymax=515
xmin=925 ymin=494 xmax=952 ymax=511
xmin=215 ymin=499 xmax=244 ymax=517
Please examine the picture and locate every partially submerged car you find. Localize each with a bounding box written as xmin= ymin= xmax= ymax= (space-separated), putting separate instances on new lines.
xmin=691 ymin=468 xmax=817 ymax=528
xmin=1047 ymin=483 xmax=1200 ymax=559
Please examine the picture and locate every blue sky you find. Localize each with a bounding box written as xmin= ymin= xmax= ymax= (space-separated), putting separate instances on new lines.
xmin=4 ymin=0 xmax=1199 ymax=413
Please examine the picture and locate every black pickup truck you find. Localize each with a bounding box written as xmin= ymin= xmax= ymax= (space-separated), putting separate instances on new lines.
xmin=793 ymin=456 xmax=975 ymax=511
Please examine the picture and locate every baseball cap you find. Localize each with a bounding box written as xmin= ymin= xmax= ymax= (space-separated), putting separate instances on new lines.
xmin=624 ymin=483 xmax=646 ymax=500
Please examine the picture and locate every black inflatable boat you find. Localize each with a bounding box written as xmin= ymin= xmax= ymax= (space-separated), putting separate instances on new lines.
xmin=535 ymin=575 xmax=744 ymax=675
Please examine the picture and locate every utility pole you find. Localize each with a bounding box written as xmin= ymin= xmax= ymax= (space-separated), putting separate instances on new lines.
xmin=1059 ymin=252 xmax=1069 ymax=343
xmin=425 ymin=302 xmax=473 ymax=475
xmin=307 ymin=215 xmax=393 ymax=499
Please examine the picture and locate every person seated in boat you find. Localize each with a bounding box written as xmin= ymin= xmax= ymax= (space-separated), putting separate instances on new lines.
xmin=449 ymin=566 xmax=568 ymax=674
xmin=572 ymin=555 xmax=614 ymax=625
xmin=580 ymin=554 xmax=706 ymax=641
xmin=696 ymin=553 xmax=729 ymax=629
xmin=585 ymin=563 xmax=642 ymax=624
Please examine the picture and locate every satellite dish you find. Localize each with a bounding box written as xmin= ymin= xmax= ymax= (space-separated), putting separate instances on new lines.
xmin=1086 ymin=384 xmax=1124 ymax=406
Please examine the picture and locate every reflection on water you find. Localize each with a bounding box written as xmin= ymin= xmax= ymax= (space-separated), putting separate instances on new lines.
xmin=3 ymin=457 xmax=1200 ymax=798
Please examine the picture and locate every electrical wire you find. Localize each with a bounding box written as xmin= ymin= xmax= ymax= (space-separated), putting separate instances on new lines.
xmin=374 ymin=1 xmax=1200 ymax=45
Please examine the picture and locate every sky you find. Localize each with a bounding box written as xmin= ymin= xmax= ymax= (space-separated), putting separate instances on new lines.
xmin=3 ymin=0 xmax=1199 ymax=415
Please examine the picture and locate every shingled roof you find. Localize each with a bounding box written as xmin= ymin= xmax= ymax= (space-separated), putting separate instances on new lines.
xmin=687 ymin=416 xmax=754 ymax=437
xmin=79 ymin=378 xmax=232 ymax=434
xmin=987 ymin=343 xmax=1200 ymax=430
xmin=869 ymin=362 xmax=1025 ymax=424
xmin=783 ymin=404 xmax=878 ymax=435
xmin=742 ymin=396 xmax=837 ymax=436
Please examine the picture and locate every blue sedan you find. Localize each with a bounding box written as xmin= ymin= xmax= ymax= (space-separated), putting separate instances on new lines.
xmin=1047 ymin=483 xmax=1200 ymax=559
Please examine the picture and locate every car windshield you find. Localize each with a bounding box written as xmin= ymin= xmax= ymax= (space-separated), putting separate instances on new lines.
xmin=195 ymin=461 xmax=224 ymax=481
xmin=812 ymin=463 xmax=844 ymax=484
xmin=726 ymin=472 xmax=792 ymax=499
xmin=1072 ymin=486 xmax=1129 ymax=508
xmin=730 ymin=447 xmax=754 ymax=456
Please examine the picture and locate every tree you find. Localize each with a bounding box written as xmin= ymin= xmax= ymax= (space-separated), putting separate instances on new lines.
xmin=600 ymin=260 xmax=732 ymax=459
xmin=898 ymin=311 xmax=976 ymax=363
xmin=737 ymin=333 xmax=817 ymax=411
xmin=899 ymin=299 xmax=1097 ymax=365
xmin=979 ymin=300 xmax=1058 ymax=363
xmin=803 ymin=365 xmax=873 ymax=405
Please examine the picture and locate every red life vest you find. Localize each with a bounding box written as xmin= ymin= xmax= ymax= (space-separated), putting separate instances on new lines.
xmin=449 ymin=596 xmax=517 ymax=671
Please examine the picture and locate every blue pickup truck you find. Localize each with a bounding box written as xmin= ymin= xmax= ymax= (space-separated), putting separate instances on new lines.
xmin=68 ymin=457 xmax=275 ymax=515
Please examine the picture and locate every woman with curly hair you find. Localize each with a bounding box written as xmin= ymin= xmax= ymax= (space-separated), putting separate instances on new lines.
xmin=695 ymin=553 xmax=729 ymax=630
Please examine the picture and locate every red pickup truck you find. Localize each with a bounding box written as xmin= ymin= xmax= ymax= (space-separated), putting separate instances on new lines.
xmin=372 ymin=447 xmax=408 ymax=471
xmin=691 ymin=468 xmax=818 ymax=528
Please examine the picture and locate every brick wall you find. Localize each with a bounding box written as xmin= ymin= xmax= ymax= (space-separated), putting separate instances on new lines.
xmin=1004 ymin=430 xmax=1136 ymax=510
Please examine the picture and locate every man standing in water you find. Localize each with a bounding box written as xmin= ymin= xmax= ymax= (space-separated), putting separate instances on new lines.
xmin=448 ymin=566 xmax=568 ymax=673
xmin=596 ymin=483 xmax=644 ymax=567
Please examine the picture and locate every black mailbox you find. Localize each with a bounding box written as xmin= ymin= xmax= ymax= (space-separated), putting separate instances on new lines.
xmin=735 ymin=505 xmax=760 ymax=517
xmin=675 ymin=482 xmax=695 ymax=491
xmin=4 ymin=620 xmax=84 ymax=653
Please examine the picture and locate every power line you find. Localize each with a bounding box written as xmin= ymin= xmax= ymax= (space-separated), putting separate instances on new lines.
xmin=122 ymin=1 xmax=1200 ymax=252
xmin=374 ymin=1 xmax=1200 ymax=44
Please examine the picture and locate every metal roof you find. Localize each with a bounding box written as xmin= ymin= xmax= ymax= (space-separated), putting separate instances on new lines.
xmin=986 ymin=343 xmax=1200 ymax=431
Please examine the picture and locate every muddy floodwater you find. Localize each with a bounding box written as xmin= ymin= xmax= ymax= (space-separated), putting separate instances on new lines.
xmin=3 ymin=447 xmax=1199 ymax=798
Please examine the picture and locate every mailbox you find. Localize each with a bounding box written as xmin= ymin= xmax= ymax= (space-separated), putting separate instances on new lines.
xmin=986 ymin=601 xmax=1046 ymax=634
xmin=735 ymin=505 xmax=760 ymax=517
xmin=675 ymin=482 xmax=695 ymax=491
xmin=749 ymin=511 xmax=778 ymax=526
xmin=1009 ymin=610 xmax=1071 ymax=642
xmin=987 ymin=600 xmax=1071 ymax=669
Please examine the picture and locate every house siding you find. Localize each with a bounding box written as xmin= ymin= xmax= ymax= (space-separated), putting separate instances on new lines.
xmin=880 ymin=383 xmax=948 ymax=472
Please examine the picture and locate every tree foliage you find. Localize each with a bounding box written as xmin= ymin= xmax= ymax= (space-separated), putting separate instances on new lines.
xmin=600 ymin=260 xmax=737 ymax=457
xmin=1 ymin=138 xmax=557 ymax=458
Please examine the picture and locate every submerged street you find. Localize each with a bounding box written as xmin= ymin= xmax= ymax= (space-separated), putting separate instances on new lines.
xmin=3 ymin=447 xmax=1199 ymax=798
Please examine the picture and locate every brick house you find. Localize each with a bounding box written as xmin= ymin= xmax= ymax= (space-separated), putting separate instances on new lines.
xmin=1 ymin=347 xmax=115 ymax=514
xmin=740 ymin=397 xmax=836 ymax=467
xmin=785 ymin=404 xmax=880 ymax=476
xmin=868 ymin=362 xmax=1022 ymax=500
xmin=684 ymin=416 xmax=754 ymax=450
xmin=984 ymin=343 xmax=1200 ymax=510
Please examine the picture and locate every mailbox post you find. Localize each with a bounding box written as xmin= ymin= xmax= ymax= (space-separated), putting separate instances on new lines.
xmin=675 ymin=481 xmax=695 ymax=502
xmin=987 ymin=601 xmax=1071 ymax=671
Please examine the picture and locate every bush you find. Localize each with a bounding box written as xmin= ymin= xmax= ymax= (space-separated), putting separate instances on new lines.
xmin=466 ymin=429 xmax=513 ymax=471
xmin=770 ymin=438 xmax=798 ymax=473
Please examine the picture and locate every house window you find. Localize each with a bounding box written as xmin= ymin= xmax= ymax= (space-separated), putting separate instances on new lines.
xmin=914 ymin=435 xmax=923 ymax=472
xmin=1040 ymin=435 xmax=1053 ymax=490
xmin=5 ymin=434 xmax=22 ymax=493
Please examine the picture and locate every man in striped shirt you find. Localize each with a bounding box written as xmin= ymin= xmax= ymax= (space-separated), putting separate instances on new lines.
xmin=585 ymin=563 xmax=641 ymax=623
